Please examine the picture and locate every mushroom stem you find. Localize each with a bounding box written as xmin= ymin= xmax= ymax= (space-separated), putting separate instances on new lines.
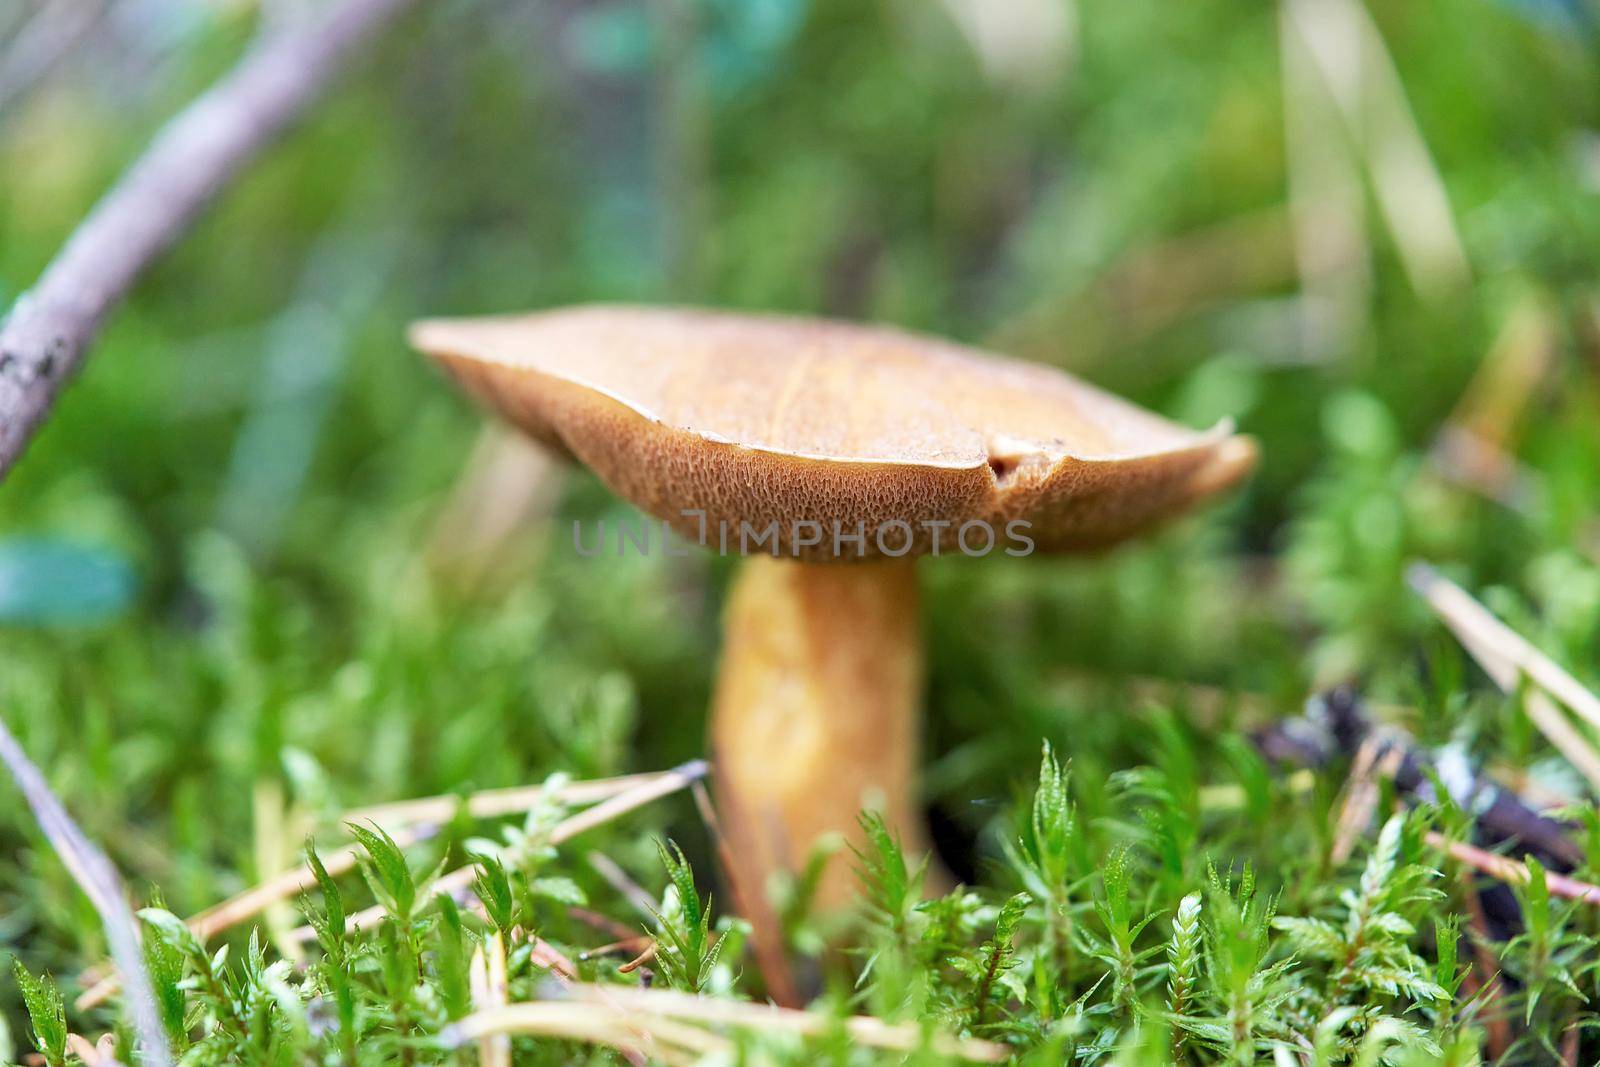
xmin=710 ymin=554 xmax=927 ymax=914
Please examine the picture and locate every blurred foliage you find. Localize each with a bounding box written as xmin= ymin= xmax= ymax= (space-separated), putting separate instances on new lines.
xmin=2 ymin=0 xmax=1600 ymax=1060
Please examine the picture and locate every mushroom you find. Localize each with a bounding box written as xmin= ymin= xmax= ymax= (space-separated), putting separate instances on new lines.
xmin=410 ymin=305 xmax=1257 ymax=913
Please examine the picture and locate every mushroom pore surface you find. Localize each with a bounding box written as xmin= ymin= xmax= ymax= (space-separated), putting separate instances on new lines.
xmin=411 ymin=304 xmax=1257 ymax=560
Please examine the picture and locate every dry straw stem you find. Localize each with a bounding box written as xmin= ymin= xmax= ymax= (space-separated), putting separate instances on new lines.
xmin=76 ymin=764 xmax=702 ymax=1012
xmin=1407 ymin=562 xmax=1600 ymax=789
xmin=0 ymin=0 xmax=415 ymax=481
xmin=343 ymin=769 xmax=670 ymax=830
xmin=444 ymin=1002 xmax=729 ymax=1066
xmin=1048 ymin=669 xmax=1412 ymax=733
xmin=1427 ymin=295 xmax=1555 ymax=510
xmin=200 ymin=768 xmax=668 ymax=938
xmin=291 ymin=760 xmax=709 ymax=942
xmin=587 ymin=849 xmax=660 ymax=920
xmin=1330 ymin=739 xmax=1406 ymax=865
xmin=986 ymin=208 xmax=1298 ymax=363
xmin=426 ymin=426 xmax=565 ymax=585
xmin=1456 ymin=868 xmax=1513 ymax=1059
xmin=446 ymin=984 xmax=1010 ymax=1063
xmin=1280 ymin=0 xmax=1371 ymax=358
xmin=1281 ymin=0 xmax=1469 ymax=299
xmin=469 ymin=933 xmax=511 ymax=1067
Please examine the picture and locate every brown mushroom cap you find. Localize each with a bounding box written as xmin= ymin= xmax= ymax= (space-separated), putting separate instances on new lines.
xmin=411 ymin=305 xmax=1257 ymax=560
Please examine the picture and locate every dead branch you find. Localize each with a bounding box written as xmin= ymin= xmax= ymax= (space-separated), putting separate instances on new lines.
xmin=0 ymin=715 xmax=171 ymax=1065
xmin=0 ymin=0 xmax=415 ymax=480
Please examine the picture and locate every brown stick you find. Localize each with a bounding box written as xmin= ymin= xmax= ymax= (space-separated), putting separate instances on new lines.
xmin=1456 ymin=869 xmax=1512 ymax=1058
xmin=0 ymin=0 xmax=415 ymax=480
xmin=1426 ymin=833 xmax=1600 ymax=905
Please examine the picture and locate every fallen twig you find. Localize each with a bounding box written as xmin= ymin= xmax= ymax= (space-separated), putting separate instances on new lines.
xmin=0 ymin=715 xmax=171 ymax=1065
xmin=0 ymin=0 xmax=415 ymax=481
xmin=1247 ymin=690 xmax=1600 ymax=909
xmin=1252 ymin=688 xmax=1582 ymax=869
xmin=1428 ymin=833 xmax=1600 ymax=905
xmin=1456 ymin=869 xmax=1513 ymax=1059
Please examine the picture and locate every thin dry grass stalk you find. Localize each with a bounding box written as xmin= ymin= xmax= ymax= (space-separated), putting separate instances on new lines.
xmin=443 ymin=1002 xmax=727 ymax=1066
xmin=207 ymin=768 xmax=674 ymax=940
xmin=1408 ymin=561 xmax=1600 ymax=789
xmin=1427 ymin=292 xmax=1556 ymax=517
xmin=290 ymin=760 xmax=709 ymax=943
xmin=587 ymin=849 xmax=659 ymax=920
xmin=1282 ymin=0 xmax=1469 ymax=299
xmin=690 ymin=778 xmax=801 ymax=1008
xmin=426 ymin=426 xmax=563 ymax=587
xmin=1330 ymin=740 xmax=1405 ymax=865
xmin=468 ymin=932 xmax=511 ymax=1067
xmin=1427 ymin=295 xmax=1555 ymax=511
xmin=1049 ymin=670 xmax=1413 ymax=734
xmin=77 ymin=763 xmax=705 ymax=1012
xmin=343 ymin=769 xmax=669 ymax=830
xmin=565 ymin=983 xmax=1011 ymax=1061
xmin=1279 ymin=0 xmax=1370 ymax=359
xmin=1409 ymin=562 xmax=1600 ymax=731
xmin=0 ymin=0 xmax=108 ymax=117
xmin=1456 ymin=868 xmax=1513 ymax=1060
xmin=578 ymin=935 xmax=653 ymax=960
xmin=988 ymin=208 xmax=1299 ymax=364
xmin=443 ymin=984 xmax=1010 ymax=1063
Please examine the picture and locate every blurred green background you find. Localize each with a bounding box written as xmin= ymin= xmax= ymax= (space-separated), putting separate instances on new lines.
xmin=3 ymin=0 xmax=1600 ymax=1039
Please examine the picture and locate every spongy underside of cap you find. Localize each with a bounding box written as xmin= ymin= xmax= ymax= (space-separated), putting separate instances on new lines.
xmin=412 ymin=305 xmax=1257 ymax=560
